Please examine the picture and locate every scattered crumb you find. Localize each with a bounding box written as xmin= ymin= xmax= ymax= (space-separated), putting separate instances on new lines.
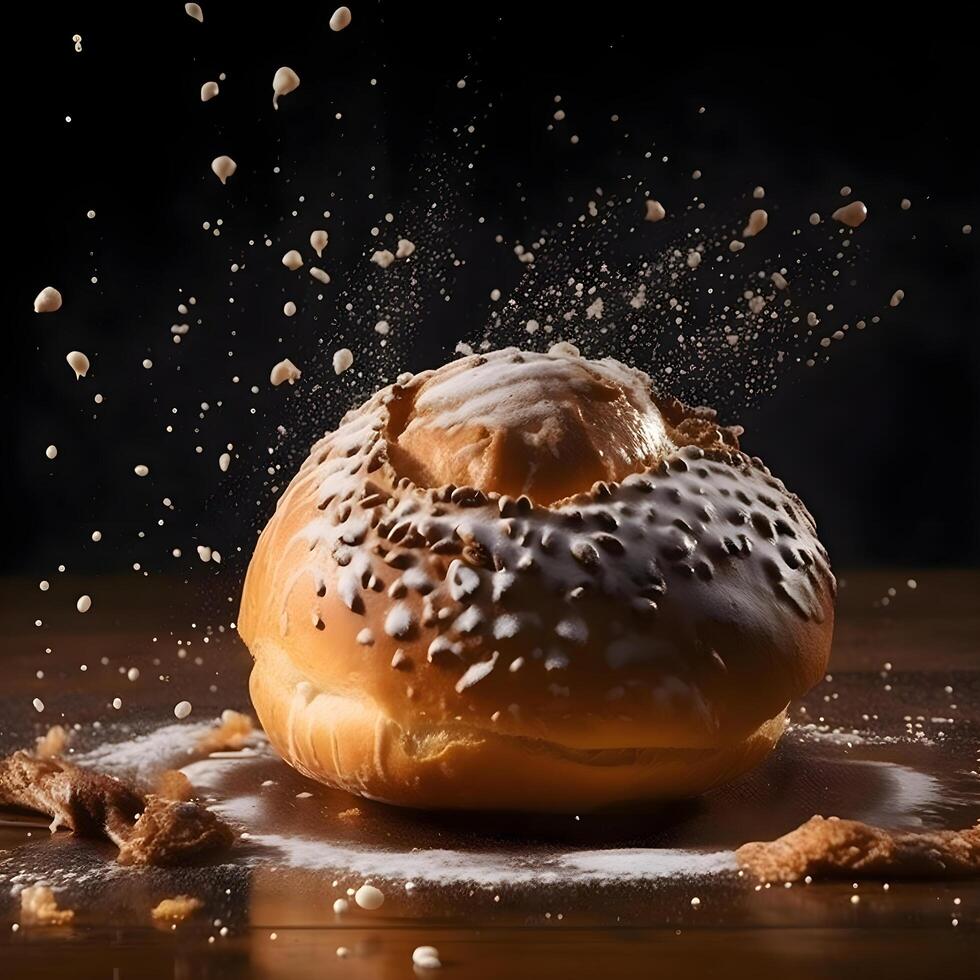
xmin=155 ymin=769 xmax=194 ymax=801
xmin=736 ymin=815 xmax=980 ymax=883
xmin=151 ymin=895 xmax=202 ymax=923
xmin=197 ymin=710 xmax=254 ymax=753
xmin=20 ymin=886 xmax=74 ymax=926
xmin=34 ymin=725 xmax=70 ymax=760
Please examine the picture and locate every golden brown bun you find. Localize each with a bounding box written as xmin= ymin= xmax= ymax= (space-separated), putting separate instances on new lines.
xmin=239 ymin=346 xmax=835 ymax=811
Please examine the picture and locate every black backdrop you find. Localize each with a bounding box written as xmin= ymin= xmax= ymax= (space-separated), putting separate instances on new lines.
xmin=6 ymin=2 xmax=979 ymax=580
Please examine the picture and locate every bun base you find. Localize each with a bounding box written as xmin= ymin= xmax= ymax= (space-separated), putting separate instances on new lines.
xmin=249 ymin=643 xmax=788 ymax=813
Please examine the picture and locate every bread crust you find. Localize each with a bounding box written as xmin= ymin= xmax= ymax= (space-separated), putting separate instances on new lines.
xmin=239 ymin=347 xmax=835 ymax=811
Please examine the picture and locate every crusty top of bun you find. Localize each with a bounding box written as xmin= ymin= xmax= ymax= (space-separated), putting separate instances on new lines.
xmin=239 ymin=345 xmax=835 ymax=754
xmin=388 ymin=349 xmax=673 ymax=503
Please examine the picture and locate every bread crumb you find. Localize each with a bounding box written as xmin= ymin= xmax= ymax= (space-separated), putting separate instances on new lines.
xmin=736 ymin=815 xmax=980 ymax=883
xmin=155 ymin=769 xmax=194 ymax=801
xmin=20 ymin=886 xmax=74 ymax=926
xmin=197 ymin=710 xmax=254 ymax=753
xmin=151 ymin=895 xmax=202 ymax=923
xmin=34 ymin=725 xmax=70 ymax=759
xmin=338 ymin=807 xmax=362 ymax=821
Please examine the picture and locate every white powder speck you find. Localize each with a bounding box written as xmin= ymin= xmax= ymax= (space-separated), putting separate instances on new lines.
xmin=76 ymin=595 xmax=92 ymax=613
xmin=413 ymin=946 xmax=442 ymax=969
xmin=174 ymin=700 xmax=193 ymax=720
xmin=354 ymin=885 xmax=384 ymax=910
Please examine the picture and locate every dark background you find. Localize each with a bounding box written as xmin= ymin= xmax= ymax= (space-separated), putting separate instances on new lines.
xmin=5 ymin=1 xmax=978 ymax=584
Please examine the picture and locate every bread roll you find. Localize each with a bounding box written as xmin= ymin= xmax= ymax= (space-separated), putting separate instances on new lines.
xmin=239 ymin=345 xmax=835 ymax=811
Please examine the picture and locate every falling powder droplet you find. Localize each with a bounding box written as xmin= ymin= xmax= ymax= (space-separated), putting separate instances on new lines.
xmin=174 ymin=700 xmax=193 ymax=720
xmin=282 ymin=250 xmax=303 ymax=270
xmin=201 ymin=81 xmax=219 ymax=102
xmin=34 ymin=287 xmax=63 ymax=313
xmin=211 ymin=156 xmax=237 ymax=185
xmin=310 ymin=229 xmax=328 ymax=257
xmin=219 ymin=452 xmax=231 ymax=472
xmin=66 ymin=351 xmax=90 ymax=379
xmin=270 ymin=359 xmax=302 ymax=386
xmin=742 ymin=209 xmax=768 ymax=238
xmin=45 ymin=445 xmax=58 ymax=460
xmin=185 ymin=3 xmax=203 ymax=23
xmin=134 ymin=464 xmax=149 ymax=477
xmin=395 ymin=238 xmax=416 ymax=258
xmin=272 ymin=67 xmax=300 ymax=110
xmin=889 ymin=289 xmax=905 ymax=307
xmin=644 ymin=200 xmax=666 ymax=222
xmin=283 ymin=301 xmax=297 ymax=317
xmin=333 ymin=348 xmax=354 ymax=374
xmin=832 ymin=201 xmax=868 ymax=228
xmin=330 ymin=7 xmax=352 ymax=32
xmin=76 ymin=595 xmax=92 ymax=613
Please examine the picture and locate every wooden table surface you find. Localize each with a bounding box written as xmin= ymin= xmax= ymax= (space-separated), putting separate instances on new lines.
xmin=1 ymin=569 xmax=978 ymax=978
